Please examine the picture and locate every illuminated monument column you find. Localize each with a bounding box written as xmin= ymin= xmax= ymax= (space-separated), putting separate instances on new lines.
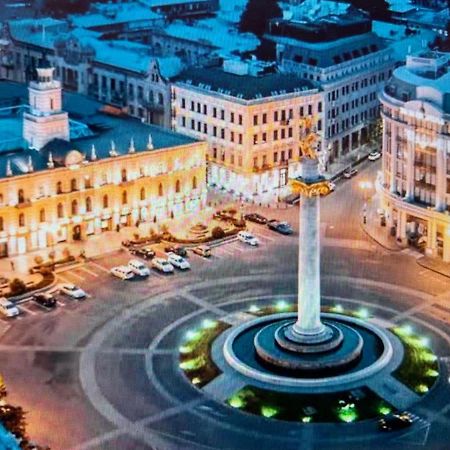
xmin=284 ymin=156 xmax=332 ymax=344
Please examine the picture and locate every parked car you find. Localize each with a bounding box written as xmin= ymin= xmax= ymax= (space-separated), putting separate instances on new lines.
xmin=121 ymin=240 xmax=132 ymax=248
xmin=0 ymin=298 xmax=19 ymax=318
xmin=244 ymin=213 xmax=268 ymax=224
xmin=32 ymin=293 xmax=57 ymax=308
xmin=378 ymin=412 xmax=413 ymax=431
xmin=128 ymin=259 xmax=150 ymax=277
xmin=192 ymin=245 xmax=212 ymax=257
xmin=237 ymin=231 xmax=259 ymax=246
xmin=284 ymin=193 xmax=300 ymax=205
xmin=167 ymin=253 xmax=191 ymax=270
xmin=152 ymin=258 xmax=174 ymax=273
xmin=111 ymin=266 xmax=135 ymax=280
xmin=343 ymin=168 xmax=358 ymax=179
xmin=164 ymin=245 xmax=187 ymax=257
xmin=368 ymin=151 xmax=381 ymax=161
xmin=60 ymin=283 xmax=86 ymax=299
xmin=267 ymin=220 xmax=293 ymax=235
xmin=130 ymin=247 xmax=155 ymax=260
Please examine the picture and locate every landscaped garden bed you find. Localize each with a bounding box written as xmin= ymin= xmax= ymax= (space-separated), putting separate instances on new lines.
xmin=179 ymin=319 xmax=231 ymax=388
xmin=226 ymin=386 xmax=394 ymax=423
xmin=392 ymin=325 xmax=439 ymax=395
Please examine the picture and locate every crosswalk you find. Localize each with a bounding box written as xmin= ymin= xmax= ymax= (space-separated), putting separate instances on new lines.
xmin=401 ymin=248 xmax=423 ymax=259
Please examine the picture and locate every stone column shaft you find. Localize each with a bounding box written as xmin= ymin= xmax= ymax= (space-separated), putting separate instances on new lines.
xmin=293 ymin=193 xmax=324 ymax=336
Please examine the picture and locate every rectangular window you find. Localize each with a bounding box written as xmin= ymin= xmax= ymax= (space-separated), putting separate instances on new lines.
xmin=238 ymin=114 xmax=243 ymax=125
xmin=203 ymin=123 xmax=207 ymax=134
xmin=181 ymin=116 xmax=186 ymax=127
xmin=181 ymin=98 xmax=186 ymax=109
xmin=253 ymin=115 xmax=258 ymax=126
xmin=231 ymin=112 xmax=235 ymax=123
xmin=221 ymin=109 xmax=225 ymax=120
xmin=213 ymin=107 xmax=217 ymax=118
xmin=190 ymin=101 xmax=195 ymax=111
xmin=274 ymin=111 xmax=279 ymax=122
xmin=221 ymin=128 xmax=225 ymax=139
xmin=191 ymin=119 xmax=195 ymax=130
xmin=273 ymin=130 xmax=278 ymax=141
xmin=231 ymin=131 xmax=235 ymax=142
xmin=238 ymin=134 xmax=243 ymax=145
xmin=253 ymin=134 xmax=258 ymax=145
xmin=262 ymin=113 xmax=267 ymax=124
xmin=213 ymin=126 xmax=217 ymax=137
xmin=274 ymin=152 xmax=278 ymax=163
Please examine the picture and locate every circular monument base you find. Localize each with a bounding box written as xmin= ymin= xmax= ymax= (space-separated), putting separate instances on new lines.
xmin=255 ymin=319 xmax=363 ymax=373
xmin=223 ymin=313 xmax=396 ymax=388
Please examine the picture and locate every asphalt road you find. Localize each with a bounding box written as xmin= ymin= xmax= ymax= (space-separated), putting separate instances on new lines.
xmin=1 ymin=160 xmax=450 ymax=450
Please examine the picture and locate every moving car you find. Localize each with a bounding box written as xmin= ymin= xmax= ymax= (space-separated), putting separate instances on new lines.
xmin=128 ymin=259 xmax=151 ymax=277
xmin=164 ymin=245 xmax=187 ymax=257
xmin=237 ymin=231 xmax=259 ymax=246
xmin=167 ymin=253 xmax=191 ymax=270
xmin=192 ymin=245 xmax=212 ymax=257
xmin=32 ymin=293 xmax=57 ymax=308
xmin=378 ymin=412 xmax=413 ymax=431
xmin=343 ymin=168 xmax=358 ymax=179
xmin=0 ymin=298 xmax=19 ymax=318
xmin=152 ymin=258 xmax=174 ymax=273
xmin=267 ymin=220 xmax=293 ymax=235
xmin=368 ymin=151 xmax=381 ymax=161
xmin=130 ymin=247 xmax=155 ymax=260
xmin=244 ymin=213 xmax=268 ymax=224
xmin=60 ymin=283 xmax=86 ymax=299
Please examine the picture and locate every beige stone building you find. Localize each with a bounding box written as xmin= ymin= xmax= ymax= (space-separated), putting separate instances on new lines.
xmin=0 ymin=66 xmax=207 ymax=257
xmin=379 ymin=52 xmax=450 ymax=261
xmin=172 ymin=61 xmax=322 ymax=200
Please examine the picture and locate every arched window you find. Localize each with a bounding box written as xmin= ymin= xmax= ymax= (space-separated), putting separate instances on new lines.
xmin=71 ymin=200 xmax=78 ymax=215
xmin=86 ymin=197 xmax=92 ymax=212
xmin=158 ymin=92 xmax=164 ymax=105
xmin=57 ymin=203 xmax=64 ymax=219
xmin=103 ymin=195 xmax=108 ymax=209
xmin=0 ymin=217 xmax=3 ymax=232
xmin=122 ymin=190 xmax=127 ymax=205
xmin=158 ymin=183 xmax=163 ymax=197
xmin=121 ymin=169 xmax=127 ymax=182
xmin=70 ymin=178 xmax=77 ymax=191
xmin=192 ymin=176 xmax=197 ymax=189
xmin=140 ymin=187 xmax=146 ymax=201
xmin=56 ymin=181 xmax=62 ymax=194
xmin=39 ymin=208 xmax=45 ymax=223
xmin=18 ymin=189 xmax=24 ymax=203
xmin=18 ymin=213 xmax=25 ymax=227
xmin=175 ymin=179 xmax=181 ymax=193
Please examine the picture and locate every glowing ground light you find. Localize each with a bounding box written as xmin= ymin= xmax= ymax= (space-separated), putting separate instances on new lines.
xmin=179 ymin=357 xmax=204 ymax=371
xmin=378 ymin=406 xmax=391 ymax=416
xmin=332 ymin=304 xmax=344 ymax=313
xmin=202 ymin=319 xmax=217 ymax=329
xmin=302 ymin=416 xmax=312 ymax=423
xmin=417 ymin=384 xmax=429 ymax=394
xmin=192 ymin=377 xmax=201 ymax=385
xmin=248 ymin=305 xmax=260 ymax=313
xmin=422 ymin=352 xmax=437 ymax=363
xmin=337 ymin=404 xmax=358 ymax=423
xmin=275 ymin=300 xmax=289 ymax=311
xmin=419 ymin=337 xmax=430 ymax=348
xmin=401 ymin=324 xmax=413 ymax=336
xmin=228 ymin=396 xmax=245 ymax=409
xmin=356 ymin=308 xmax=369 ymax=319
xmin=185 ymin=330 xmax=201 ymax=341
xmin=261 ymin=405 xmax=279 ymax=418
xmin=179 ymin=345 xmax=193 ymax=354
xmin=426 ymin=369 xmax=439 ymax=377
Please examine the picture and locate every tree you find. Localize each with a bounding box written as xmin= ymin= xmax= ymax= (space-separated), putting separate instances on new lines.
xmin=9 ymin=278 xmax=26 ymax=296
xmin=211 ymin=226 xmax=225 ymax=240
xmin=239 ymin=0 xmax=282 ymax=37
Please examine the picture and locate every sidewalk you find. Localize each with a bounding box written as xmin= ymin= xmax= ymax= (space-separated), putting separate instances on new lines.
xmin=417 ymin=256 xmax=450 ymax=279
xmin=324 ymin=144 xmax=375 ymax=180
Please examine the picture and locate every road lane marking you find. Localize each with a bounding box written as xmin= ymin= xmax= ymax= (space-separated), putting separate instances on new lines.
xmin=78 ymin=267 xmax=99 ymax=278
xmin=68 ymin=271 xmax=86 ymax=281
xmin=19 ymin=305 xmax=37 ymax=316
xmin=89 ymin=262 xmax=111 ymax=274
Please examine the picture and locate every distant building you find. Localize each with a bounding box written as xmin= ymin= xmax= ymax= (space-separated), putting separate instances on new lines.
xmin=0 ymin=66 xmax=207 ymax=257
xmin=268 ymin=4 xmax=395 ymax=165
xmin=0 ymin=18 xmax=183 ymax=128
xmin=172 ymin=60 xmax=322 ymax=199
xmin=138 ymin=0 xmax=219 ymax=19
xmin=379 ymin=52 xmax=450 ymax=261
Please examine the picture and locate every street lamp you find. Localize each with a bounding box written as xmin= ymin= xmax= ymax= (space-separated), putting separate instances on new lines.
xmin=359 ymin=181 xmax=373 ymax=224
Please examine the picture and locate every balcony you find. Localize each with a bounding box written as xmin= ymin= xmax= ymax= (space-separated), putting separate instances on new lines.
xmin=253 ymin=164 xmax=273 ymax=173
xmin=141 ymin=98 xmax=164 ymax=112
xmin=16 ymin=199 xmax=32 ymax=208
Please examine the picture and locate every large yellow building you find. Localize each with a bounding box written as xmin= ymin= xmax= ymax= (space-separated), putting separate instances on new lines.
xmin=0 ymin=65 xmax=207 ymax=257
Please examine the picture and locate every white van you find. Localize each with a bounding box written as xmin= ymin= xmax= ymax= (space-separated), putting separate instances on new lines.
xmin=0 ymin=298 xmax=20 ymax=318
xmin=128 ymin=259 xmax=150 ymax=277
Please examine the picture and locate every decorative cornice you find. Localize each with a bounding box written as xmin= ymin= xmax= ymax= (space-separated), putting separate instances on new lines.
xmin=291 ymin=179 xmax=332 ymax=197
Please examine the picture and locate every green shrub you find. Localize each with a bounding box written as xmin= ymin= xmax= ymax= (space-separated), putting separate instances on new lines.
xmin=9 ymin=278 xmax=26 ymax=296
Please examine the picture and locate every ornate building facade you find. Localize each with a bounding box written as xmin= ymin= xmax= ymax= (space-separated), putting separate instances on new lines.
xmin=379 ymin=52 xmax=450 ymax=261
xmin=172 ymin=61 xmax=322 ymax=200
xmin=0 ymin=66 xmax=207 ymax=257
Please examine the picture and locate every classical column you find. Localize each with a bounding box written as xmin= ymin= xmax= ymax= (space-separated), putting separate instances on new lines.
xmin=291 ymin=158 xmax=331 ymax=338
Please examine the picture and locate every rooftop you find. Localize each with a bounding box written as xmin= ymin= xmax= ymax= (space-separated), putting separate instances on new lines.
xmin=0 ymin=81 xmax=198 ymax=179
xmin=174 ymin=66 xmax=316 ymax=100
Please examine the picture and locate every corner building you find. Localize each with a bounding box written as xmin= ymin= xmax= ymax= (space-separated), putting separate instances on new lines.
xmin=379 ymin=52 xmax=450 ymax=261
xmin=0 ymin=66 xmax=207 ymax=257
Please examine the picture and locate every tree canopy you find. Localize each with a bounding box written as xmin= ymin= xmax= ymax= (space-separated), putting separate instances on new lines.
xmin=239 ymin=0 xmax=283 ymax=37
